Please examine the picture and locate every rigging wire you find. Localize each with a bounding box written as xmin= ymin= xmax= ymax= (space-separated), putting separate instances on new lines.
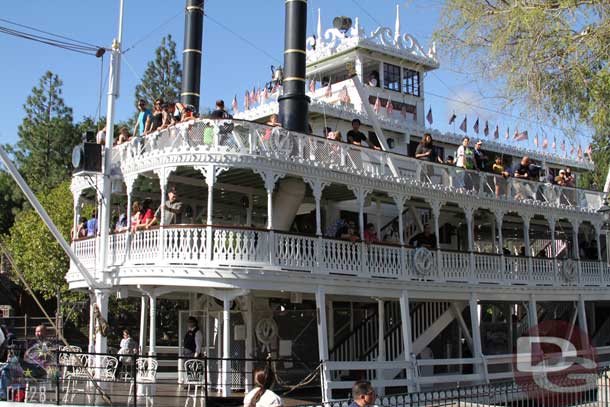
xmin=0 ymin=17 xmax=102 ymax=49
xmin=122 ymin=11 xmax=183 ymax=54
xmin=0 ymin=25 xmax=101 ymax=56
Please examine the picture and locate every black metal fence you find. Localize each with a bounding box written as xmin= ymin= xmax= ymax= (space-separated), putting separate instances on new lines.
xmin=0 ymin=349 xmax=321 ymax=406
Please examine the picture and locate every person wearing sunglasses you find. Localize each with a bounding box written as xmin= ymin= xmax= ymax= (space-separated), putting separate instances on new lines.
xmin=132 ymin=99 xmax=151 ymax=138
xmin=349 ymin=381 xmax=376 ymax=407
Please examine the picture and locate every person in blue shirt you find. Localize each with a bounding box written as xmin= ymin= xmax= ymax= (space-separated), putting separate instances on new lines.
xmin=132 ymin=99 xmax=152 ymax=138
xmin=348 ymin=381 xmax=375 ymax=407
xmin=86 ymin=210 xmax=98 ymax=237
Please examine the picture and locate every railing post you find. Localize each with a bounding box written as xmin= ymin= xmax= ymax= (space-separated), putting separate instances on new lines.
xmin=132 ymin=352 xmax=138 ymax=407
xmin=315 ymin=236 xmax=324 ymax=274
xmin=269 ymin=230 xmax=276 ymax=266
xmin=55 ymin=350 xmax=60 ymax=405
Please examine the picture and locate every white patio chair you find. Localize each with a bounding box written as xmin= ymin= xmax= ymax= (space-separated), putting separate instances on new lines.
xmin=61 ymin=352 xmax=92 ymax=403
xmin=128 ymin=357 xmax=158 ymax=407
xmin=184 ymin=359 xmax=206 ymax=407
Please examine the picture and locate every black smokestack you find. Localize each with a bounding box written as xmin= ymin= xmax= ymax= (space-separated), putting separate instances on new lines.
xmin=181 ymin=0 xmax=204 ymax=112
xmin=278 ymin=0 xmax=310 ymax=132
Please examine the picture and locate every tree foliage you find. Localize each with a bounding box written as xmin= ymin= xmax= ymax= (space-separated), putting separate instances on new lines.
xmin=6 ymin=181 xmax=74 ymax=300
xmin=434 ymin=1 xmax=610 ymax=133
xmin=11 ymin=71 xmax=81 ymax=194
xmin=0 ymin=172 xmax=23 ymax=236
xmin=134 ymin=34 xmax=182 ymax=104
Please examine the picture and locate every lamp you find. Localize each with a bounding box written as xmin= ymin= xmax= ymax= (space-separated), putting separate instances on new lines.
xmin=333 ymin=16 xmax=353 ymax=34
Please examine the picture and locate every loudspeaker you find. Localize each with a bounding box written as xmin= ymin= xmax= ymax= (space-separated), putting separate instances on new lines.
xmin=72 ymin=142 xmax=102 ymax=174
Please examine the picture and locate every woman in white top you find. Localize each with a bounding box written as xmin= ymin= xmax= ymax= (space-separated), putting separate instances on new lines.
xmin=243 ymin=366 xmax=283 ymax=407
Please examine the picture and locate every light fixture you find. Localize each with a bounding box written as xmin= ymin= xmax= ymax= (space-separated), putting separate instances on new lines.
xmin=333 ymin=16 xmax=353 ymax=34
xmin=597 ymin=198 xmax=610 ymax=222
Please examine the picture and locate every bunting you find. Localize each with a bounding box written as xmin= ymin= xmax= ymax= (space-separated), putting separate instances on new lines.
xmin=262 ymin=86 xmax=269 ymax=101
xmin=577 ymin=144 xmax=583 ymax=159
xmin=587 ymin=144 xmax=593 ymax=158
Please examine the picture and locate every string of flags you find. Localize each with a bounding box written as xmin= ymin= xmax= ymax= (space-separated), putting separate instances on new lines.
xmin=231 ymin=79 xmax=593 ymax=162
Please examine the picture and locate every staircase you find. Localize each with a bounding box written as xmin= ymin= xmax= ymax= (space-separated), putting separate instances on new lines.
xmin=380 ymin=207 xmax=432 ymax=243
xmin=329 ymin=301 xmax=465 ymax=363
xmin=531 ymin=239 xmax=568 ymax=258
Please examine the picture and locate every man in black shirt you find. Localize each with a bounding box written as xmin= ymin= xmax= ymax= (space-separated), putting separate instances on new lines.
xmin=513 ymin=156 xmax=532 ymax=179
xmin=473 ymin=140 xmax=488 ymax=171
xmin=210 ymin=99 xmax=232 ymax=119
xmin=408 ymin=224 xmax=437 ymax=249
xmin=346 ymin=119 xmax=367 ymax=145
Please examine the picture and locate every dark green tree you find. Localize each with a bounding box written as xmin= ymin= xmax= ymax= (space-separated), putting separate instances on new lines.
xmin=12 ymin=71 xmax=80 ymax=194
xmin=0 ymin=172 xmax=23 ymax=235
xmin=134 ymin=34 xmax=182 ymax=104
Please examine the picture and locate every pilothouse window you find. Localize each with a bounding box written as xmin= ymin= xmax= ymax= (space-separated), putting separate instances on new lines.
xmin=383 ymin=63 xmax=401 ymax=92
xmin=403 ymin=68 xmax=420 ymax=97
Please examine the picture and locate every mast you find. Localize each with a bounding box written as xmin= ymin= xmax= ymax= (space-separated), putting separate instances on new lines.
xmin=99 ymin=0 xmax=125 ymax=274
xmin=278 ymin=0 xmax=310 ymax=132
xmin=181 ymin=0 xmax=205 ymax=112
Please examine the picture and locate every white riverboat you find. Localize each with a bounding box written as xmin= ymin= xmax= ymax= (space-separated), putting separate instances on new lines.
xmin=61 ymin=3 xmax=610 ymax=405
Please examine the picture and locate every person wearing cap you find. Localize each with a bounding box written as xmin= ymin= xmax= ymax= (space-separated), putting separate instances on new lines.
xmin=473 ymin=140 xmax=487 ymax=171
xmin=555 ymin=169 xmax=567 ymax=186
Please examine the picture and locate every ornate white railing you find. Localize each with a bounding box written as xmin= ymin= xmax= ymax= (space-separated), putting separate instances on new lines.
xmin=69 ymin=226 xmax=610 ymax=288
xmin=114 ymin=119 xmax=605 ymax=213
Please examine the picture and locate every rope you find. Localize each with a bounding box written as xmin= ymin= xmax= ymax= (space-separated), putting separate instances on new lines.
xmin=0 ymin=240 xmax=113 ymax=405
xmin=280 ymin=363 xmax=321 ymax=397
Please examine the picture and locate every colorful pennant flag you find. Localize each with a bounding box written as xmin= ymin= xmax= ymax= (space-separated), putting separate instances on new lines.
xmin=426 ymin=107 xmax=433 ymax=125
xmin=459 ymin=116 xmax=467 ymax=133
xmin=232 ymin=95 xmax=238 ymax=113
xmin=449 ymin=112 xmax=457 ymax=125
xmin=262 ymin=86 xmax=269 ymax=101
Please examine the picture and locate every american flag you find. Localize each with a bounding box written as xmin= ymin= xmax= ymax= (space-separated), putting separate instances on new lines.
xmin=534 ymin=133 xmax=539 ymax=147
xmin=272 ymin=81 xmax=281 ymax=93
xmin=386 ymin=99 xmax=394 ymax=115
xmin=339 ymin=86 xmax=350 ymax=104
xmin=473 ymin=118 xmax=479 ymax=134
xmin=586 ymin=144 xmax=593 ymax=157
xmin=232 ymin=95 xmax=238 ymax=113
xmin=542 ymin=136 xmax=548 ymax=149
xmin=553 ymin=136 xmax=557 ymax=150
xmin=561 ymin=139 xmax=566 ymax=152
xmin=449 ymin=112 xmax=457 ymax=125
xmin=577 ymin=144 xmax=583 ymax=159
xmin=514 ymin=130 xmax=528 ymax=142
xmin=505 ymin=127 xmax=510 ymax=140
xmin=251 ymin=86 xmax=257 ymax=104
xmin=262 ymin=86 xmax=269 ymax=101
xmin=570 ymin=143 xmax=575 ymax=155
xmin=459 ymin=116 xmax=467 ymax=133
xmin=244 ymin=91 xmax=250 ymax=110
xmin=374 ymin=96 xmax=381 ymax=114
xmin=484 ymin=121 xmax=489 ymax=137
xmin=493 ymin=125 xmax=499 ymax=139
xmin=401 ymin=105 xmax=407 ymax=119
xmin=426 ymin=107 xmax=433 ymax=125
xmin=309 ymin=79 xmax=316 ymax=93
xmin=325 ymin=81 xmax=333 ymax=98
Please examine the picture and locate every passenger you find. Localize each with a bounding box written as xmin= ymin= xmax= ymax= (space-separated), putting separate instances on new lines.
xmin=115 ymin=212 xmax=127 ymax=233
xmin=445 ymin=156 xmax=455 ymax=165
xmin=346 ymin=119 xmax=367 ymax=146
xmin=323 ymin=127 xmax=332 ymax=138
xmin=180 ymin=104 xmax=196 ymax=122
xmin=183 ymin=317 xmax=203 ymax=358
xmin=415 ymin=133 xmax=443 ymax=163
xmin=363 ymin=223 xmax=378 ymax=243
xmin=145 ymin=98 xmax=164 ymax=134
xmin=492 ymin=157 xmax=510 ymax=197
xmin=367 ymin=71 xmax=380 ymax=87
xmin=116 ymin=127 xmax=131 ymax=145
xmin=408 ymin=224 xmax=437 ymax=249
xmin=326 ymin=219 xmax=347 ymax=239
xmin=266 ymin=114 xmax=280 ymax=127
xmin=150 ymin=187 xmax=183 ymax=226
xmin=473 ymin=140 xmax=488 ymax=171
xmin=244 ymin=365 xmax=284 ymax=407
xmin=210 ymin=99 xmax=232 ymax=119
xmin=86 ymin=210 xmax=98 ymax=237
xmin=135 ymin=198 xmax=155 ymax=231
xmin=130 ymin=201 xmax=142 ymax=233
xmin=513 ymin=156 xmax=535 ymax=200
xmin=383 ymin=221 xmax=400 ymax=244
xmin=555 ymin=169 xmax=567 ymax=186
xmin=456 ymin=136 xmax=475 ymax=189
xmin=328 ymin=130 xmax=342 ymax=142
xmin=74 ymin=217 xmax=88 ymax=239
xmin=513 ymin=156 xmax=532 ymax=179
xmin=132 ymin=99 xmax=152 ymax=138
xmin=118 ymin=329 xmax=137 ymax=358
xmin=339 ymin=222 xmax=359 ymax=242
xmin=348 ymin=380 xmax=375 ymax=407
xmin=96 ymin=125 xmax=106 ymax=145
xmin=368 ymin=132 xmax=381 ymax=150
xmin=564 ymin=167 xmax=575 ymax=187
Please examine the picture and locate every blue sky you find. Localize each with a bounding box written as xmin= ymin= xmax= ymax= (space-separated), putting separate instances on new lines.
xmin=0 ymin=0 xmax=590 ymax=153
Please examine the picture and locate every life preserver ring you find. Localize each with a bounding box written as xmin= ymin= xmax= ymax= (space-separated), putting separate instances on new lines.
xmin=269 ymin=127 xmax=293 ymax=155
xmin=255 ymin=318 xmax=278 ymax=353
xmin=413 ymin=247 xmax=434 ymax=276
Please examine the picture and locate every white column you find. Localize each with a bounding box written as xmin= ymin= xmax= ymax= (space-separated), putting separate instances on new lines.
xmin=490 ymin=215 xmax=496 ymax=253
xmin=198 ymin=166 xmax=222 ymax=262
xmin=246 ymin=194 xmax=253 ymax=226
xmin=356 ymin=190 xmax=367 ymax=239
xmin=468 ymin=293 xmax=487 ymax=382
xmin=463 ymin=206 xmax=474 ymax=252
xmin=577 ymin=295 xmax=589 ymax=337
xmin=222 ymin=296 xmax=232 ymax=397
xmin=149 ymin=294 xmax=157 ymax=355
xmin=430 ymin=200 xmax=442 ymax=249
xmin=523 ymin=215 xmax=531 ymax=256
xmin=244 ymin=295 xmax=254 ymax=392
xmin=94 ymin=289 xmax=109 ymax=355
xmin=494 ymin=210 xmax=504 ymax=255
xmin=327 ymin=300 xmax=335 ymax=349
xmin=139 ymin=295 xmax=148 ymax=353
xmin=377 ymin=299 xmax=386 ymax=395
xmin=72 ymin=195 xmax=82 ymax=239
xmin=315 ymin=287 xmax=331 ymax=403
xmin=88 ymin=292 xmax=95 ymax=353
xmin=399 ymin=290 xmax=417 ymax=392
xmin=306 ymin=179 xmax=327 ymax=237
xmin=572 ymin=221 xmax=581 ymax=259
xmin=595 ymin=224 xmax=603 ymax=261
xmin=549 ymin=217 xmax=558 ymax=283
xmin=395 ymin=197 xmax=405 ymax=245
xmin=375 ymin=198 xmax=382 ymax=238
xmin=527 ymin=295 xmax=540 ymax=359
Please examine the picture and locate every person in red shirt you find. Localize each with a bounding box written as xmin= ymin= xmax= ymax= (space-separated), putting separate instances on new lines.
xmin=363 ymin=223 xmax=378 ymax=243
xmin=134 ymin=198 xmax=155 ymax=231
